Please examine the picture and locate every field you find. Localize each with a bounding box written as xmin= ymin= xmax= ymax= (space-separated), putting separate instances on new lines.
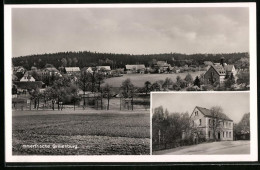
xmin=103 ymin=71 xmax=205 ymax=87
xmin=12 ymin=110 xmax=150 ymax=155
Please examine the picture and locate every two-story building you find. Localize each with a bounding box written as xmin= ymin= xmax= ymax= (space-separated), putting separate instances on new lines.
xmin=203 ymin=58 xmax=236 ymax=85
xmin=190 ymin=106 xmax=233 ymax=141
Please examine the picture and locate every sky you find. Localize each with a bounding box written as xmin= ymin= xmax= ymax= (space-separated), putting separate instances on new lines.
xmin=12 ymin=7 xmax=249 ymax=57
xmin=152 ymin=92 xmax=249 ymax=123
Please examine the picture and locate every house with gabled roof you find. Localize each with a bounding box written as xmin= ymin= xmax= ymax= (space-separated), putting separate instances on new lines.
xmin=155 ymin=61 xmax=171 ymax=73
xmin=204 ymin=58 xmax=236 ymax=85
xmin=125 ymin=64 xmax=146 ymax=74
xmin=190 ymin=106 xmax=233 ymax=141
xmin=20 ymin=72 xmax=36 ymax=82
xmin=96 ymin=66 xmax=111 ymax=75
xmin=65 ymin=67 xmax=80 ymax=74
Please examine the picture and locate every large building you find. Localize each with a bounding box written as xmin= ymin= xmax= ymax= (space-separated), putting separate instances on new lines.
xmin=190 ymin=106 xmax=233 ymax=141
xmin=204 ymin=58 xmax=236 ymax=85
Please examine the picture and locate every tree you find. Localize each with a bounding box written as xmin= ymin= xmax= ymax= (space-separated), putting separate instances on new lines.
xmin=90 ymin=67 xmax=97 ymax=92
xmin=69 ymin=84 xmax=80 ymax=111
xmin=121 ymin=78 xmax=134 ymax=98
xmin=210 ymin=106 xmax=224 ymax=141
xmin=193 ymin=76 xmax=201 ymax=87
xmin=224 ymin=73 xmax=235 ymax=89
xmin=184 ymin=73 xmax=193 ymax=86
xmin=144 ymin=81 xmax=151 ymax=95
xmin=72 ymin=57 xmax=78 ymax=67
xmin=61 ymin=58 xmax=67 ymax=67
xmin=95 ymin=72 xmax=104 ymax=92
xmin=29 ymin=88 xmax=41 ymax=110
xmin=45 ymin=63 xmax=54 ymax=68
xmin=236 ymin=70 xmax=250 ymax=85
xmin=151 ymin=82 xmax=160 ymax=91
xmin=67 ymin=58 xmax=72 ymax=67
xmin=78 ymin=71 xmax=91 ymax=106
xmin=163 ymin=77 xmax=173 ymax=90
xmin=234 ymin=113 xmax=250 ymax=140
xmin=103 ymin=84 xmax=113 ymax=110
xmin=31 ymin=70 xmax=41 ymax=81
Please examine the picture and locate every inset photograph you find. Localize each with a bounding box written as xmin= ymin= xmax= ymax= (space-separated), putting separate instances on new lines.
xmin=152 ymin=92 xmax=250 ymax=155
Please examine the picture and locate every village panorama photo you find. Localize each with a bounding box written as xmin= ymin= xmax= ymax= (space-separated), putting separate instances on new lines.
xmin=4 ymin=3 xmax=256 ymax=163
xmin=152 ymin=92 xmax=250 ymax=155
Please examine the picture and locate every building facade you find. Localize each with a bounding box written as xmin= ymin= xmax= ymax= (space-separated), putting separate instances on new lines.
xmin=190 ymin=106 xmax=233 ymax=141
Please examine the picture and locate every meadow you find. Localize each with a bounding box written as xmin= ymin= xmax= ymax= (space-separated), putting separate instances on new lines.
xmin=12 ymin=110 xmax=150 ymax=155
xmin=103 ymin=71 xmax=205 ymax=87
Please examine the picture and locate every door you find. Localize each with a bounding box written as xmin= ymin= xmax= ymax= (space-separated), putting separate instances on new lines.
xmin=218 ymin=132 xmax=221 ymax=140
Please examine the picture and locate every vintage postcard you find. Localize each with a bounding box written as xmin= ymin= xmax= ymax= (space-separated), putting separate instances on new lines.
xmin=4 ymin=3 xmax=257 ymax=163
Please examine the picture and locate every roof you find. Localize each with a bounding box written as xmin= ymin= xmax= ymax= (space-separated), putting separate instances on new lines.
xmin=96 ymin=66 xmax=111 ymax=71
xmin=204 ymin=61 xmax=213 ymax=66
xmin=211 ymin=65 xmax=226 ymax=75
xmin=13 ymin=81 xmax=44 ymax=90
xmin=156 ymin=61 xmax=171 ymax=67
xmin=125 ymin=64 xmax=145 ymax=70
xmin=224 ymin=65 xmax=235 ymax=72
xmin=195 ymin=106 xmax=233 ymax=121
xmin=44 ymin=67 xmax=59 ymax=72
xmin=65 ymin=67 xmax=80 ymax=72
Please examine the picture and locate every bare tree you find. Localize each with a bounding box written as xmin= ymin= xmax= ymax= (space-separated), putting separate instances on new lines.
xmin=103 ymin=84 xmax=113 ymax=110
xmin=210 ymin=106 xmax=224 ymax=141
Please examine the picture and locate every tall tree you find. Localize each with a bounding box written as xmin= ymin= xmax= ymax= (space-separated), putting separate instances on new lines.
xmin=193 ymin=76 xmax=201 ymax=87
xmin=61 ymin=58 xmax=67 ymax=67
xmin=78 ymin=71 xmax=91 ymax=106
xmin=144 ymin=81 xmax=151 ymax=95
xmin=120 ymin=78 xmax=134 ymax=98
xmin=184 ymin=73 xmax=193 ymax=86
xmin=103 ymin=84 xmax=113 ymax=110
xmin=210 ymin=106 xmax=224 ymax=141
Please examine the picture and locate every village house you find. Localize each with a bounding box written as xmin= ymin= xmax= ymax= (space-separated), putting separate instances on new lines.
xmin=190 ymin=106 xmax=233 ymax=141
xmin=65 ymin=67 xmax=81 ymax=74
xmin=42 ymin=67 xmax=61 ymax=77
xmin=81 ymin=67 xmax=94 ymax=74
xmin=13 ymin=66 xmax=26 ymax=74
xmin=125 ymin=64 xmax=146 ymax=74
xmin=155 ymin=61 xmax=171 ymax=73
xmin=96 ymin=66 xmax=111 ymax=75
xmin=20 ymin=72 xmax=36 ymax=82
xmin=13 ymin=81 xmax=45 ymax=94
xmin=204 ymin=58 xmax=236 ymax=85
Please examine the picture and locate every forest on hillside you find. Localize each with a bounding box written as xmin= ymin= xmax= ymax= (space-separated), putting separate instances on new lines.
xmin=12 ymin=51 xmax=249 ymax=70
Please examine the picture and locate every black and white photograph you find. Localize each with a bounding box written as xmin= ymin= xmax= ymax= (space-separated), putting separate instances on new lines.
xmin=4 ymin=3 xmax=257 ymax=162
xmin=152 ymin=92 xmax=250 ymax=155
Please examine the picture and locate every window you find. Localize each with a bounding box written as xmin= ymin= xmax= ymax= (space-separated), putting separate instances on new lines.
xmin=226 ymin=132 xmax=228 ymax=137
xmin=208 ymin=131 xmax=211 ymax=138
xmin=223 ymin=132 xmax=225 ymax=138
xmin=229 ymin=132 xmax=231 ymax=138
xmin=199 ymin=119 xmax=201 ymax=126
xmin=208 ymin=119 xmax=211 ymax=125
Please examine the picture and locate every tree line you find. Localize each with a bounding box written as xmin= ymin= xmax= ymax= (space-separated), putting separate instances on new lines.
xmin=12 ymin=50 xmax=249 ymax=70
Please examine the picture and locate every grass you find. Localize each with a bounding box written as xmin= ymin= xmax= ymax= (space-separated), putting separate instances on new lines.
xmin=12 ymin=111 xmax=150 ymax=155
xmin=103 ymin=71 xmax=205 ymax=87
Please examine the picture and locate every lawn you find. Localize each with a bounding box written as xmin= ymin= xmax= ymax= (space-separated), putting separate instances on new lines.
xmin=103 ymin=71 xmax=205 ymax=87
xmin=12 ymin=110 xmax=150 ymax=155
